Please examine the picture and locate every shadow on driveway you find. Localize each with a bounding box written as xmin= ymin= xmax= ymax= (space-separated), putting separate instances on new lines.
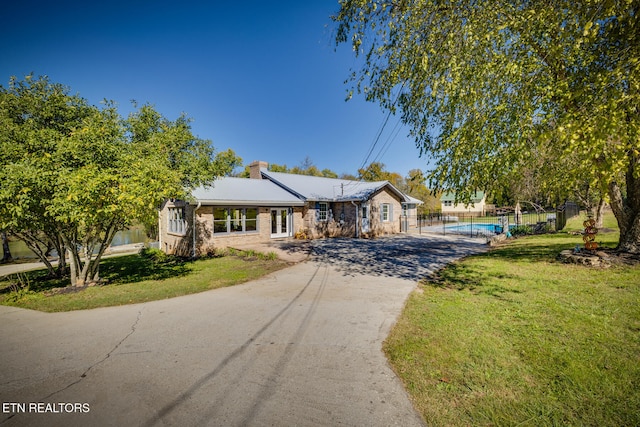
xmin=310 ymin=234 xmax=488 ymax=281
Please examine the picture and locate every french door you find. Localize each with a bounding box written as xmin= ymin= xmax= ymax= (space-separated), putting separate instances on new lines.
xmin=270 ymin=208 xmax=291 ymax=238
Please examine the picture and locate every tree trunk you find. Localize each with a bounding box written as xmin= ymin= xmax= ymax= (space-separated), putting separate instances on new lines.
xmin=54 ymin=235 xmax=68 ymax=277
xmin=594 ymin=197 xmax=605 ymax=228
xmin=608 ymin=152 xmax=640 ymax=253
xmin=16 ymin=232 xmax=57 ymax=276
xmin=65 ymin=223 xmax=119 ymax=286
xmin=1 ymin=230 xmax=12 ymax=263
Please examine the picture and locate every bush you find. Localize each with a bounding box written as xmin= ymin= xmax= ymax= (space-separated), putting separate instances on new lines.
xmin=510 ymin=225 xmax=533 ymax=236
xmin=139 ymin=247 xmax=169 ymax=263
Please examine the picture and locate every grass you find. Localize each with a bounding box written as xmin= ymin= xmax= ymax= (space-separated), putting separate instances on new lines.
xmin=0 ymin=248 xmax=286 ymax=312
xmin=384 ymin=212 xmax=640 ymax=426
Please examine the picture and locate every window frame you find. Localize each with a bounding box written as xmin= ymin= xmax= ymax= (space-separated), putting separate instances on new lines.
xmin=317 ymin=202 xmax=329 ymax=222
xmin=381 ymin=203 xmax=390 ymax=222
xmin=212 ymin=207 xmax=260 ymax=234
xmin=168 ymin=207 xmax=187 ymax=235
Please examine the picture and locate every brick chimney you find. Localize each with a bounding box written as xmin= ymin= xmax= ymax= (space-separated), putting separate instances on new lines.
xmin=249 ymin=160 xmax=268 ymax=179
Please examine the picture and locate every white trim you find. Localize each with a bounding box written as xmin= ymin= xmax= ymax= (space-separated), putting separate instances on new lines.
xmin=270 ymin=208 xmax=291 ymax=238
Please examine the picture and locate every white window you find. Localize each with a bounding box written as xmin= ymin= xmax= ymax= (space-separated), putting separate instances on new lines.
xmin=318 ymin=202 xmax=328 ymax=222
xmin=443 ymin=200 xmax=453 ymax=207
xmin=213 ymin=207 xmax=259 ymax=234
xmin=381 ymin=203 xmax=391 ymax=222
xmin=168 ymin=207 xmax=186 ymax=235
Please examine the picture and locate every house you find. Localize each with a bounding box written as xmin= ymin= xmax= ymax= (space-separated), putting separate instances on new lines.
xmin=440 ymin=191 xmax=487 ymax=217
xmin=159 ymin=161 xmax=421 ymax=256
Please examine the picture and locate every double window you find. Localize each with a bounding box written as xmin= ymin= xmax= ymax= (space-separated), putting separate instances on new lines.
xmin=443 ymin=200 xmax=453 ymax=207
xmin=213 ymin=207 xmax=258 ymax=234
xmin=168 ymin=207 xmax=187 ymax=235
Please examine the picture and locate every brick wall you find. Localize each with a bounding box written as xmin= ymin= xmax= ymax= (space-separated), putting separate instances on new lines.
xmin=366 ymin=189 xmax=402 ymax=237
xmin=159 ymin=200 xmax=194 ymax=257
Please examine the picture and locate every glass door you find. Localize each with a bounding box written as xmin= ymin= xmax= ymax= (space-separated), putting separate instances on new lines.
xmin=270 ymin=208 xmax=291 ymax=238
xmin=361 ymin=204 xmax=370 ymax=233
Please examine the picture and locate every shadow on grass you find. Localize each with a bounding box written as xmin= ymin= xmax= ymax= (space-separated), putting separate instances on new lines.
xmin=426 ymin=262 xmax=523 ymax=300
xmin=100 ymin=253 xmax=191 ymax=285
xmin=421 ymin=232 xmax=610 ymax=299
xmin=1 ymin=253 xmax=192 ymax=294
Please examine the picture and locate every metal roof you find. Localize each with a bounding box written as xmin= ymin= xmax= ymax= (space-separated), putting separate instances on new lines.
xmin=191 ymin=177 xmax=305 ymax=206
xmin=440 ymin=191 xmax=485 ymax=203
xmin=403 ymin=195 xmax=424 ymax=205
xmin=261 ymin=169 xmax=412 ymax=202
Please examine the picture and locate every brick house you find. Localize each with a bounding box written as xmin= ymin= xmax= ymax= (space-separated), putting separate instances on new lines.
xmin=159 ymin=161 xmax=421 ymax=256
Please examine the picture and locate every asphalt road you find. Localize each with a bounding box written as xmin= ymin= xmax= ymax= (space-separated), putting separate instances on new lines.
xmin=0 ymin=234 xmax=487 ymax=426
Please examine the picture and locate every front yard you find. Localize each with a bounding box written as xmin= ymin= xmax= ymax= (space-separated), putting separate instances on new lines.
xmin=0 ymin=249 xmax=286 ymax=312
xmin=384 ymin=214 xmax=640 ymax=426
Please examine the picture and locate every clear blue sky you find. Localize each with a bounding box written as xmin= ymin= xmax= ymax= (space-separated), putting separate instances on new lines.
xmin=0 ymin=1 xmax=429 ymax=177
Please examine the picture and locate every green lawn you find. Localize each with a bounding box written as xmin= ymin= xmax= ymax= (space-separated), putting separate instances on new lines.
xmin=0 ymin=249 xmax=287 ymax=312
xmin=384 ymin=213 xmax=640 ymax=426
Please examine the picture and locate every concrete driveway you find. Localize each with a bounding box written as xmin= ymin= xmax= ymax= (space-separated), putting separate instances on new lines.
xmin=0 ymin=234 xmax=487 ymax=426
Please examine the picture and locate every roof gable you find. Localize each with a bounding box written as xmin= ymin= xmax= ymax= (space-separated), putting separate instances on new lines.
xmin=261 ymin=169 xmax=410 ymax=202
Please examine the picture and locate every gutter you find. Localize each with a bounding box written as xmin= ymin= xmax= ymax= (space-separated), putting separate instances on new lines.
xmin=158 ymin=209 xmax=162 ymax=251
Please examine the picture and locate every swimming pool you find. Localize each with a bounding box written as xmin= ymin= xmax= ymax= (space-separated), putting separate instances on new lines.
xmin=444 ymin=223 xmax=505 ymax=235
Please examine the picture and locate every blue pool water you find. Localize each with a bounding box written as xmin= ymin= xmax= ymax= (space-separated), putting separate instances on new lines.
xmin=445 ymin=223 xmax=506 ymax=235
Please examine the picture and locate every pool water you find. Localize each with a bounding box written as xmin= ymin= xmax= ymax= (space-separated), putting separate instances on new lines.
xmin=445 ymin=223 xmax=506 ymax=235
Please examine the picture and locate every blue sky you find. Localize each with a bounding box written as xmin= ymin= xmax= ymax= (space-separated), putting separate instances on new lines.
xmin=1 ymin=1 xmax=429 ymax=177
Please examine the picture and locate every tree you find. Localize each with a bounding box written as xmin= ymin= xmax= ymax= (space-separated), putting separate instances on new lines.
xmin=358 ymin=161 xmax=403 ymax=187
xmin=1 ymin=230 xmax=12 ymax=263
xmin=0 ymin=75 xmax=241 ymax=285
xmin=321 ymin=168 xmax=339 ymax=178
xmin=334 ymin=1 xmax=640 ymax=252
xmin=236 ymin=160 xmax=339 ymax=178
xmin=405 ymin=169 xmax=439 ymax=213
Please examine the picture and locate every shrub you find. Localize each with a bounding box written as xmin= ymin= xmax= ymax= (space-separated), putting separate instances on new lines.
xmin=510 ymin=225 xmax=533 ymax=236
xmin=139 ymin=247 xmax=169 ymax=263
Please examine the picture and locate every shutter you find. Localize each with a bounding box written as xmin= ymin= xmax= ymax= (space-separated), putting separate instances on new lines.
xmin=380 ymin=204 xmax=384 ymax=222
xmin=389 ymin=204 xmax=394 ymax=222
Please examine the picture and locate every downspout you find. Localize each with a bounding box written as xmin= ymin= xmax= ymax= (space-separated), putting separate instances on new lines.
xmin=351 ymin=200 xmax=359 ymax=238
xmin=158 ymin=209 xmax=162 ymax=251
xmin=192 ymin=201 xmax=201 ymax=258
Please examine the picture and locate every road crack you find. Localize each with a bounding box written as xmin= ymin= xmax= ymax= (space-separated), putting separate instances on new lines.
xmin=42 ymin=307 xmax=145 ymax=399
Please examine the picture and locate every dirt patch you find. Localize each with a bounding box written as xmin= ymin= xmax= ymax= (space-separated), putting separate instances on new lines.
xmin=558 ymin=248 xmax=640 ymax=268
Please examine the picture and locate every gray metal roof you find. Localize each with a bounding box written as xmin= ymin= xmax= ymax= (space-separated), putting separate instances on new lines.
xmin=261 ymin=169 xmax=412 ymax=202
xmin=403 ymin=195 xmax=424 ymax=205
xmin=191 ymin=177 xmax=305 ymax=206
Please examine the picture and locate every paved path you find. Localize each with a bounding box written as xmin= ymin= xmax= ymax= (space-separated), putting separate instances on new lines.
xmin=0 ymin=234 xmax=487 ymax=426
xmin=0 ymin=244 xmax=145 ymax=278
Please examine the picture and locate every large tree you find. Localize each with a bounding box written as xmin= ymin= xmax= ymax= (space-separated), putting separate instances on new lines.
xmin=358 ymin=161 xmax=404 ymax=187
xmin=0 ymin=75 xmax=240 ymax=285
xmin=334 ymin=0 xmax=640 ymax=252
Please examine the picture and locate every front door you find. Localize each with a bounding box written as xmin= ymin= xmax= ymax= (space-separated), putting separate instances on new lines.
xmin=361 ymin=204 xmax=370 ymax=233
xmin=270 ymin=208 xmax=291 ymax=238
